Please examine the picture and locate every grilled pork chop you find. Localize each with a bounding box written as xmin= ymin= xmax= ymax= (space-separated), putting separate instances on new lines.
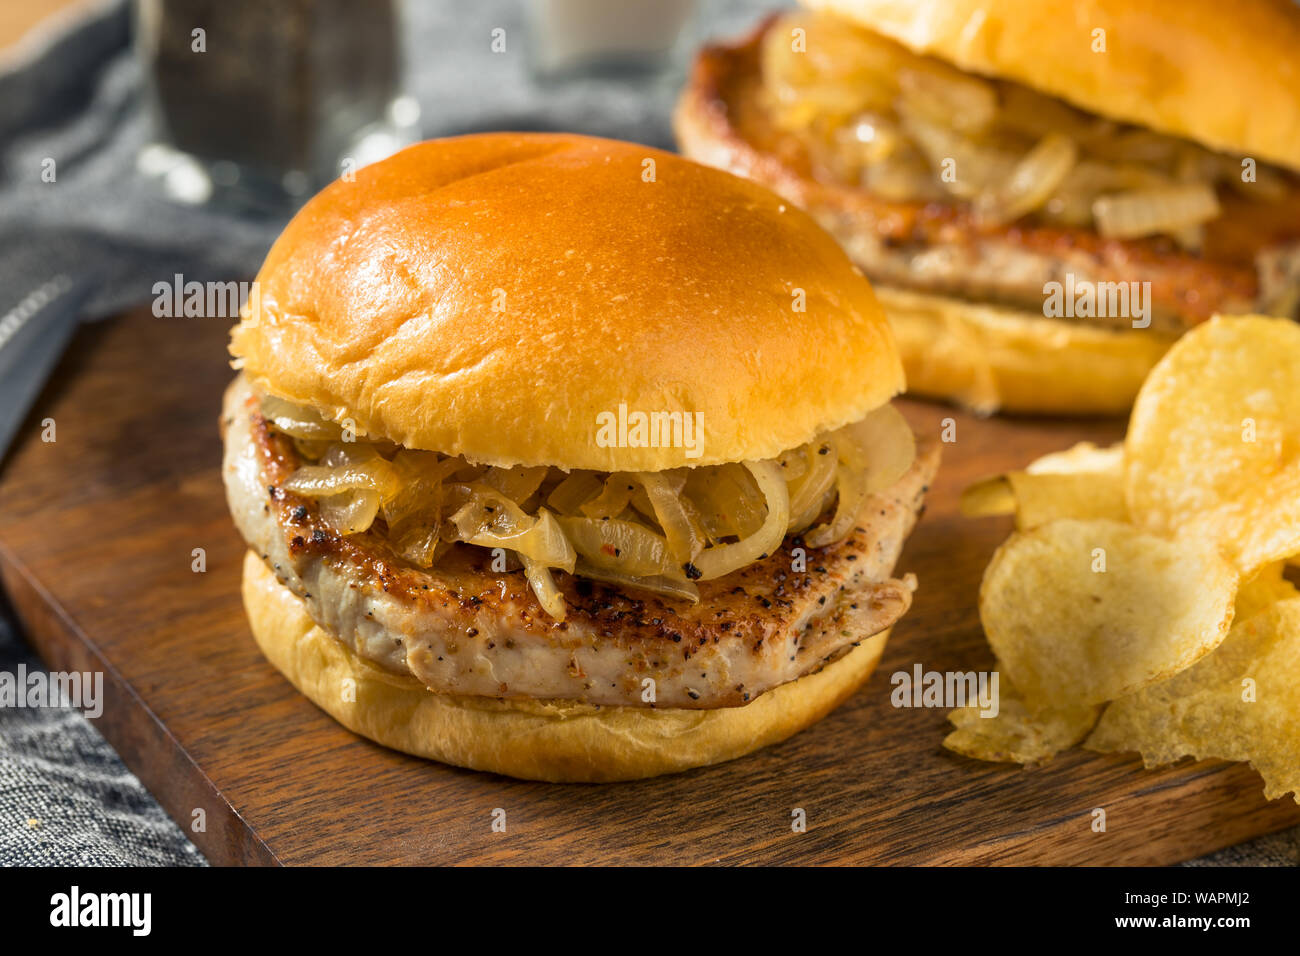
xmin=222 ymin=375 xmax=938 ymax=709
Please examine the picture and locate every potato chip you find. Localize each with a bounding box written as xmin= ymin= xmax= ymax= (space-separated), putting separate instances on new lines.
xmin=960 ymin=442 xmax=1127 ymax=529
xmin=980 ymin=519 xmax=1238 ymax=709
xmin=1125 ymin=315 xmax=1300 ymax=575
xmin=1087 ymin=595 xmax=1300 ymax=802
xmin=963 ymin=472 xmax=1128 ymax=529
xmin=945 ymin=671 xmax=1100 ymax=765
xmin=1235 ymin=562 xmax=1299 ymax=621
xmin=1025 ymin=441 xmax=1124 ymax=476
xmin=959 ymin=476 xmax=1017 ymax=519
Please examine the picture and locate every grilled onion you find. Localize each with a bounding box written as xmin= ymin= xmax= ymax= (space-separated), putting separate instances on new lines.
xmin=265 ymin=389 xmax=916 ymax=619
xmin=390 ymin=523 xmax=444 ymax=568
xmin=283 ymin=443 xmax=400 ymax=535
xmin=804 ymin=462 xmax=870 ymax=549
xmin=976 ymin=132 xmax=1077 ymax=226
xmin=1092 ymin=184 xmax=1221 ymax=239
xmin=761 ymin=10 xmax=1293 ymax=237
xmin=897 ymin=64 xmax=997 ymax=134
xmin=521 ymin=557 xmax=567 ymax=621
xmin=546 ymin=471 xmax=603 ymax=513
xmin=786 ymin=441 xmax=839 ymax=532
xmin=319 ymin=489 xmax=380 ymax=535
xmin=450 ymin=488 xmax=575 ymax=573
xmin=690 ymin=460 xmax=790 ymax=580
xmin=382 ymin=451 xmax=458 ymax=527
xmin=687 ymin=463 xmax=769 ymax=542
xmin=581 ymin=476 xmax=636 ymax=519
xmin=483 ymin=465 xmax=548 ymax=504
xmin=283 ymin=461 xmax=398 ymax=501
xmin=806 ymin=404 xmax=916 ymax=547
xmin=637 ymin=471 xmax=707 ymax=563
xmin=554 ymin=515 xmax=681 ymax=578
xmin=261 ymin=395 xmax=346 ymax=441
xmin=835 ymin=403 xmax=917 ymax=493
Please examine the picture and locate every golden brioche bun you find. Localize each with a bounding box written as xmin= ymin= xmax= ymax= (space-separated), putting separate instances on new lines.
xmin=804 ymin=0 xmax=1300 ymax=172
xmin=230 ymin=132 xmax=904 ymax=471
xmin=242 ymin=551 xmax=890 ymax=782
xmin=877 ymin=287 xmax=1176 ymax=416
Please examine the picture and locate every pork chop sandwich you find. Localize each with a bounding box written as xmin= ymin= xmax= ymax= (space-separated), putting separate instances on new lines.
xmin=222 ymin=132 xmax=938 ymax=782
xmin=676 ymin=0 xmax=1300 ymax=414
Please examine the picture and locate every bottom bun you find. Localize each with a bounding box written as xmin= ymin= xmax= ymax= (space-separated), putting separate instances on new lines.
xmin=242 ymin=551 xmax=890 ymax=782
xmin=877 ymin=287 xmax=1178 ymax=416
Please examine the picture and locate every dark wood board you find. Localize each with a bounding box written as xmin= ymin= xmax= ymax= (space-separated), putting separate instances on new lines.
xmin=2 ymin=308 xmax=1297 ymax=866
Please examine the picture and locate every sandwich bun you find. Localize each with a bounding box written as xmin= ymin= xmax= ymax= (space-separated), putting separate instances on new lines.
xmin=230 ymin=132 xmax=904 ymax=471
xmin=242 ymin=551 xmax=890 ymax=782
xmin=876 ymin=287 xmax=1176 ymax=416
xmin=804 ymin=0 xmax=1300 ymax=172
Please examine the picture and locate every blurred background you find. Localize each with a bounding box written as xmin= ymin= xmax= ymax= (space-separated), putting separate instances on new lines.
xmin=0 ymin=0 xmax=779 ymax=320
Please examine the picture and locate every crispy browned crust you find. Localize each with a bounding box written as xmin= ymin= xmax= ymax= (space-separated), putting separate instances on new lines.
xmin=673 ymin=17 xmax=1287 ymax=330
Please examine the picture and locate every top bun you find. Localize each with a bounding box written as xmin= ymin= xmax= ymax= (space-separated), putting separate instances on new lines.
xmin=804 ymin=0 xmax=1300 ymax=173
xmin=230 ymin=133 xmax=903 ymax=471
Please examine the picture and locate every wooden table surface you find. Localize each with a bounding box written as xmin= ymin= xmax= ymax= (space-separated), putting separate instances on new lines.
xmin=2 ymin=308 xmax=1298 ymax=865
xmin=4 ymin=0 xmax=1299 ymax=868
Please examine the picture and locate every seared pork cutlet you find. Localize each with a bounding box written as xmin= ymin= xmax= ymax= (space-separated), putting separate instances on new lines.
xmin=222 ymin=375 xmax=937 ymax=710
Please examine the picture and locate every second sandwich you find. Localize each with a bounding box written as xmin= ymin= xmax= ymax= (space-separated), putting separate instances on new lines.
xmin=676 ymin=0 xmax=1300 ymax=414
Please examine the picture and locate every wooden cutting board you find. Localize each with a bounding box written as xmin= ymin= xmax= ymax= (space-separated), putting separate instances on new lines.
xmin=2 ymin=308 xmax=1297 ymax=866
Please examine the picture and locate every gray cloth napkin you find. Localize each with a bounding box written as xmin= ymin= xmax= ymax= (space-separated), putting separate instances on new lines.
xmin=0 ymin=610 xmax=205 ymax=865
xmin=0 ymin=0 xmax=1295 ymax=867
